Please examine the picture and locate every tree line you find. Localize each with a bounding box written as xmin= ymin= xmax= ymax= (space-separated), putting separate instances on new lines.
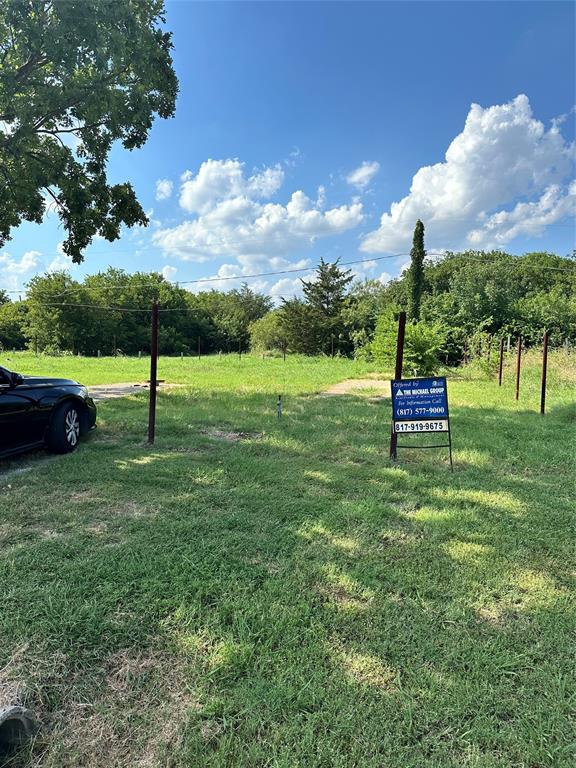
xmin=1 ymin=244 xmax=574 ymax=370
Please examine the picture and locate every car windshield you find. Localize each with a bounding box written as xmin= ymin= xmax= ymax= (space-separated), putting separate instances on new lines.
xmin=0 ymin=367 xmax=13 ymax=385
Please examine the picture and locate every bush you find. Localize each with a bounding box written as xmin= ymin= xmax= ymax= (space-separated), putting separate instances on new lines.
xmin=249 ymin=310 xmax=285 ymax=352
xmin=351 ymin=328 xmax=373 ymax=361
xmin=467 ymin=328 xmax=499 ymax=378
xmin=372 ymin=312 xmax=447 ymax=376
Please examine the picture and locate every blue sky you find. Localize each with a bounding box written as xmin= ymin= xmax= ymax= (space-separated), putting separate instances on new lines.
xmin=2 ymin=0 xmax=575 ymax=298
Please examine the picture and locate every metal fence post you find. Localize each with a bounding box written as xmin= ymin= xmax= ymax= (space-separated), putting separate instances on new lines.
xmin=498 ymin=337 xmax=504 ymax=386
xmin=540 ymin=330 xmax=549 ymax=415
xmin=147 ymin=300 xmax=159 ymax=444
xmin=389 ymin=311 xmax=406 ymax=460
xmin=515 ymin=335 xmax=522 ymax=401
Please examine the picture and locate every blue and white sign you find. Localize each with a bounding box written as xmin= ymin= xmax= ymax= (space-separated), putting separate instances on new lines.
xmin=391 ymin=376 xmax=449 ymax=433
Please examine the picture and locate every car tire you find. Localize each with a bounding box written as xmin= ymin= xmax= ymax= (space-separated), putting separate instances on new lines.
xmin=46 ymin=402 xmax=82 ymax=454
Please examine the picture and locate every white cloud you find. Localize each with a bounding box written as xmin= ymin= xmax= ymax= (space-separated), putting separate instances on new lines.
xmin=269 ymin=277 xmax=303 ymax=300
xmin=153 ymin=158 xmax=364 ymax=262
xmin=0 ymin=250 xmax=42 ymax=291
xmin=186 ymin=257 xmax=312 ymax=297
xmin=361 ymin=95 xmax=575 ymax=253
xmin=155 ymin=179 xmax=173 ymax=201
xmin=161 ymin=264 xmax=177 ymax=281
xmin=45 ymin=242 xmax=74 ymax=274
xmin=178 ymin=159 xmax=284 ymax=214
xmin=467 ymin=182 xmax=576 ymax=246
xmin=47 ymin=255 xmax=71 ymax=273
xmin=284 ymin=147 xmax=302 ymax=168
xmin=347 ymin=161 xmax=380 ymax=191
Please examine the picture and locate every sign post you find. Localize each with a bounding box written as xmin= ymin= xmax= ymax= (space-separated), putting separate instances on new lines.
xmin=390 ymin=376 xmax=453 ymax=469
xmin=389 ymin=312 xmax=406 ymax=460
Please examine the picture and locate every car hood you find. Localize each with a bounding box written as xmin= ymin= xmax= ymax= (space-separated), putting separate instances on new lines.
xmin=21 ymin=375 xmax=82 ymax=387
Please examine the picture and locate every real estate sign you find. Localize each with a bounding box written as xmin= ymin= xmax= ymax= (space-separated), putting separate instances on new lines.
xmin=390 ymin=376 xmax=453 ymax=467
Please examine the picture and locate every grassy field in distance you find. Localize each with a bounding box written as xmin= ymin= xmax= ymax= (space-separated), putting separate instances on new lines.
xmin=0 ymin=350 xmax=574 ymax=767
xmin=0 ymin=350 xmax=379 ymax=392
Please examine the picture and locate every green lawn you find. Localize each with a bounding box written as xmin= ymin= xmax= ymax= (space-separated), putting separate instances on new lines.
xmin=0 ymin=351 xmax=379 ymax=391
xmin=0 ymin=352 xmax=574 ymax=767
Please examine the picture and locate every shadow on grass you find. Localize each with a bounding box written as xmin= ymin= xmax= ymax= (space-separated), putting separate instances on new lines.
xmin=1 ymin=389 xmax=574 ymax=767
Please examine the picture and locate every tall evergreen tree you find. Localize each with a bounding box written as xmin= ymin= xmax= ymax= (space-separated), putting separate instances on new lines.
xmin=301 ymin=257 xmax=353 ymax=316
xmin=407 ymin=219 xmax=426 ymax=320
xmin=300 ymin=258 xmax=354 ymax=354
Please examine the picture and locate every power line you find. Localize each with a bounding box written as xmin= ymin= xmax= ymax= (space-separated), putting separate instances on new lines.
xmin=5 ymin=251 xmax=575 ymax=303
xmin=34 ymin=302 xmax=151 ymax=313
xmin=5 ymin=249 xmax=575 ymax=298
xmin=5 ymin=252 xmax=421 ymax=297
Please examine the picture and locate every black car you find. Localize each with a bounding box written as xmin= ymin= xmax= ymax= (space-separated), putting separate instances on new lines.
xmin=0 ymin=365 xmax=97 ymax=458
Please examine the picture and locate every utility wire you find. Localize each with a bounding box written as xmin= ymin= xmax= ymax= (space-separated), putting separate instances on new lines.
xmin=5 ymin=250 xmax=575 ymax=298
xmin=5 ymin=252 xmax=422 ymax=297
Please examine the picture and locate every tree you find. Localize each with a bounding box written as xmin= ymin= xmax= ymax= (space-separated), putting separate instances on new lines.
xmin=196 ymin=284 xmax=272 ymax=351
xmin=278 ymin=299 xmax=324 ymax=355
xmin=407 ymin=219 xmax=426 ymax=320
xmin=25 ymin=271 xmax=102 ymax=353
xmin=299 ymin=257 xmax=353 ymax=354
xmin=249 ymin=310 xmax=285 ymax=352
xmin=0 ymin=0 xmax=178 ymax=262
xmin=0 ymin=299 xmax=27 ymax=349
xmin=342 ymin=278 xmax=388 ymax=358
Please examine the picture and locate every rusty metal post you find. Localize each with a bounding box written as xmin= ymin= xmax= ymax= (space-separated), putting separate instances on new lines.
xmin=498 ymin=337 xmax=504 ymax=386
xmin=147 ymin=300 xmax=159 ymax=444
xmin=515 ymin=335 xmax=522 ymax=401
xmin=389 ymin=311 xmax=406 ymax=460
xmin=540 ymin=330 xmax=549 ymax=415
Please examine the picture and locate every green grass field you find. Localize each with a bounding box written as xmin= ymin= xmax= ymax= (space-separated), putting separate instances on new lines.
xmin=0 ymin=351 xmax=379 ymax=391
xmin=0 ymin=351 xmax=574 ymax=767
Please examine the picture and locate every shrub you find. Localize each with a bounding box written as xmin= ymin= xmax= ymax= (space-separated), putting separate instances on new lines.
xmin=249 ymin=310 xmax=285 ymax=352
xmin=372 ymin=312 xmax=447 ymax=376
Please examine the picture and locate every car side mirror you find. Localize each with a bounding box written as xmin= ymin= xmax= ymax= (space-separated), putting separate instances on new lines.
xmin=11 ymin=373 xmax=23 ymax=387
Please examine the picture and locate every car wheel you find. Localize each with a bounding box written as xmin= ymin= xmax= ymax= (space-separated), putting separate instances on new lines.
xmin=46 ymin=402 xmax=82 ymax=454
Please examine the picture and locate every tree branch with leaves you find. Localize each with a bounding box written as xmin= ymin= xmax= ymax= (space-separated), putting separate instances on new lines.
xmin=0 ymin=0 xmax=178 ymax=262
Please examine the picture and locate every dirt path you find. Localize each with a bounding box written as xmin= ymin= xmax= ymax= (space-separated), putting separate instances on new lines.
xmin=322 ymin=378 xmax=390 ymax=396
xmin=89 ymin=382 xmax=185 ymax=403
xmin=88 ymin=382 xmax=149 ymax=402
xmin=89 ymin=380 xmax=391 ymax=402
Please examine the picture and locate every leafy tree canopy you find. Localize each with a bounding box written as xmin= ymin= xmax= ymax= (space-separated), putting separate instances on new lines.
xmin=0 ymin=0 xmax=178 ymax=262
xmin=1 ymin=251 xmax=574 ymax=357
